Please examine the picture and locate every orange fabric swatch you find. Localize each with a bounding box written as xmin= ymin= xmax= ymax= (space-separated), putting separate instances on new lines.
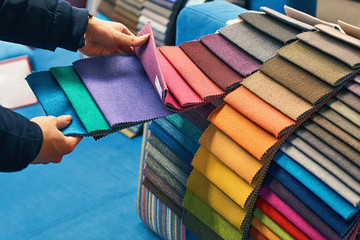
xmin=192 ymin=145 xmax=257 ymax=208
xmin=159 ymin=46 xmax=224 ymax=100
xmin=199 ymin=124 xmax=264 ymax=184
xmin=224 ymin=86 xmax=295 ymax=138
xmin=252 ymin=217 xmax=282 ymax=240
xmin=208 ymin=103 xmax=279 ymax=160
xmin=250 ymin=226 xmax=269 ymax=240
xmin=187 ymin=168 xmax=248 ymax=229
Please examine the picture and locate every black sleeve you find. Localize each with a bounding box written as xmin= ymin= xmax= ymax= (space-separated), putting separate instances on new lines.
xmin=0 ymin=106 xmax=43 ymax=172
xmin=0 ymin=0 xmax=89 ymax=51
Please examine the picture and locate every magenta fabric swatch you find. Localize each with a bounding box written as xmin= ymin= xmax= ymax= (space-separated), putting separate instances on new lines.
xmin=200 ymin=33 xmax=262 ymax=77
xmin=73 ymin=53 xmax=172 ymax=127
xmin=260 ymin=185 xmax=327 ymax=240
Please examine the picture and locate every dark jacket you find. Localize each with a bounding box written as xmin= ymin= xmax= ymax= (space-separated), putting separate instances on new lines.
xmin=0 ymin=0 xmax=89 ymax=172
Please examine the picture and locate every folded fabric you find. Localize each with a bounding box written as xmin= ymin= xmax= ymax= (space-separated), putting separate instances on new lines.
xmin=242 ymin=71 xmax=313 ymax=120
xmin=179 ymin=40 xmax=243 ymax=91
xmin=260 ymin=186 xmax=328 ymax=240
xmin=260 ymin=6 xmax=315 ymax=31
xmin=297 ymin=31 xmax=360 ymax=68
xmin=187 ymin=168 xmax=247 ymax=229
xmin=295 ymin=127 xmax=360 ymax=182
xmin=249 ymin=226 xmax=267 ymax=240
xmin=182 ymin=189 xmax=244 ymax=240
xmin=264 ymin=175 xmax=342 ymax=240
xmin=208 ymin=103 xmax=278 ymax=160
xmin=254 ymin=208 xmax=295 ymax=240
xmin=268 ymin=162 xmax=353 ymax=235
xmin=346 ymin=81 xmax=360 ymax=97
xmin=180 ymin=109 xmax=210 ymax=132
xmin=239 ymin=11 xmax=301 ymax=44
xmin=199 ymin=124 xmax=264 ymax=185
xmin=338 ymin=20 xmax=360 ymax=40
xmin=326 ymin=98 xmax=360 ymax=127
xmin=251 ymin=217 xmax=281 ymax=240
xmin=192 ymin=145 xmax=256 ymax=208
xmin=200 ymin=33 xmax=261 ymax=77
xmin=316 ymin=24 xmax=360 ymax=49
xmin=277 ymin=40 xmax=355 ymax=86
xmin=26 ymin=71 xmax=87 ymax=136
xmin=273 ymin=150 xmax=359 ymax=219
xmin=256 ymin=196 xmax=311 ymax=240
xmin=218 ymin=21 xmax=283 ymax=62
xmin=260 ymin=56 xmax=334 ymax=105
xmin=336 ymin=88 xmax=360 ymax=113
xmin=224 ymin=86 xmax=295 ymax=138
xmin=166 ymin=113 xmax=203 ymax=144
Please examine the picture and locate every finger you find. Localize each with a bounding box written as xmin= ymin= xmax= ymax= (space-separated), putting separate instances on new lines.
xmin=64 ymin=136 xmax=83 ymax=153
xmin=115 ymin=33 xmax=149 ymax=47
xmin=56 ymin=115 xmax=72 ymax=129
xmin=121 ymin=27 xmax=135 ymax=36
xmin=118 ymin=46 xmax=134 ymax=54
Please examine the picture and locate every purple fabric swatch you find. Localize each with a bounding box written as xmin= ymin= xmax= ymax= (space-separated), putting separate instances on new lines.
xmin=200 ymin=33 xmax=261 ymax=77
xmin=73 ymin=53 xmax=172 ymax=127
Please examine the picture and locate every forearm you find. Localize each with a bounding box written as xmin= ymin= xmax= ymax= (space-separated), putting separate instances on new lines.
xmin=0 ymin=0 xmax=88 ymax=51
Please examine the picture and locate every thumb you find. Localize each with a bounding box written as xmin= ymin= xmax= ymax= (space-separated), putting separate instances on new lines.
xmin=117 ymin=33 xmax=149 ymax=47
xmin=56 ymin=115 xmax=72 ymax=129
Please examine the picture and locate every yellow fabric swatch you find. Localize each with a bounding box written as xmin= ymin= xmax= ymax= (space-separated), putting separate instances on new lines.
xmin=208 ymin=103 xmax=278 ymax=160
xmin=187 ymin=168 xmax=248 ymax=229
xmin=192 ymin=145 xmax=257 ymax=208
xmin=252 ymin=217 xmax=282 ymax=240
xmin=200 ymin=124 xmax=264 ymax=184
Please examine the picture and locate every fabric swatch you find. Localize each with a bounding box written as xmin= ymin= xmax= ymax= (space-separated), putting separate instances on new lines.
xmin=286 ymin=134 xmax=360 ymax=195
xmin=242 ymin=71 xmax=313 ymax=120
xmin=249 ymin=226 xmax=268 ymax=240
xmin=284 ymin=5 xmax=337 ymax=28
xmin=200 ymin=33 xmax=261 ymax=77
xmin=254 ymin=208 xmax=295 ymax=240
xmin=346 ymin=81 xmax=360 ymax=97
xmin=326 ymin=98 xmax=360 ymax=127
xmin=259 ymin=186 xmax=327 ymax=240
xmin=268 ymin=162 xmax=353 ymax=235
xmin=264 ymin=175 xmax=342 ymax=240
xmin=277 ymin=40 xmax=355 ymax=86
xmin=260 ymin=56 xmax=334 ymax=105
xmin=159 ymin=46 xmax=224 ymax=100
xmin=192 ymin=145 xmax=256 ymax=208
xmin=26 ymin=71 xmax=87 ymax=136
xmin=180 ymin=109 xmax=210 ymax=132
xmin=295 ymin=127 xmax=360 ymax=182
xmin=239 ymin=12 xmax=301 ymax=43
xmin=256 ymin=196 xmax=311 ymax=240
xmin=298 ymin=31 xmax=360 ymax=68
xmin=224 ymin=86 xmax=295 ymax=138
xmin=179 ymin=40 xmax=243 ymax=91
xmin=199 ymin=124 xmax=264 ymax=185
xmin=166 ymin=113 xmax=203 ymax=143
xmin=73 ymin=53 xmax=172 ymax=128
xmin=208 ymin=103 xmax=278 ymax=160
xmin=218 ymin=21 xmax=283 ymax=62
xmin=182 ymin=189 xmax=244 ymax=240
xmin=316 ymin=24 xmax=360 ymax=49
xmin=336 ymin=88 xmax=360 ymax=113
xmin=260 ymin=6 xmax=315 ymax=31
xmin=273 ymin=150 xmax=359 ymax=220
xmin=50 ymin=66 xmax=111 ymax=134
xmin=338 ymin=20 xmax=360 ymax=40
xmin=251 ymin=217 xmax=281 ymax=240
xmin=187 ymin=168 xmax=247 ymax=229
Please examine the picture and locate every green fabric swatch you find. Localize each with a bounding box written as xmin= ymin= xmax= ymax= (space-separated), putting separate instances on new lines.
xmin=166 ymin=114 xmax=203 ymax=142
xmin=50 ymin=66 xmax=111 ymax=133
xmin=254 ymin=208 xmax=295 ymax=240
xmin=183 ymin=189 xmax=243 ymax=240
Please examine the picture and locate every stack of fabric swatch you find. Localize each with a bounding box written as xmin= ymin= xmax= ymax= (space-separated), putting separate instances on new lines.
xmin=113 ymin=0 xmax=144 ymax=34
xmin=138 ymin=0 xmax=188 ymax=46
xmin=98 ymin=0 xmax=116 ymax=20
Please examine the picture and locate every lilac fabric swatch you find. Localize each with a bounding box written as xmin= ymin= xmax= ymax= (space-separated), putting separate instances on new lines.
xmin=73 ymin=53 xmax=172 ymax=127
xmin=200 ymin=33 xmax=261 ymax=77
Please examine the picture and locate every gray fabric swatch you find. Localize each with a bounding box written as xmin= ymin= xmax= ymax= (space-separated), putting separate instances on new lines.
xmin=327 ymin=98 xmax=360 ymax=127
xmin=336 ymin=88 xmax=360 ymax=113
xmin=239 ymin=11 xmax=301 ymax=43
xmin=281 ymin=141 xmax=360 ymax=206
xmin=302 ymin=120 xmax=360 ymax=167
xmin=316 ymin=24 xmax=360 ymax=49
xmin=318 ymin=105 xmax=360 ymax=141
xmin=346 ymin=81 xmax=360 ymax=97
xmin=298 ymin=31 xmax=360 ymax=68
xmin=295 ymin=127 xmax=360 ymax=182
xmin=218 ymin=21 xmax=283 ymax=62
xmin=286 ymin=134 xmax=360 ymax=195
xmin=260 ymin=6 xmax=315 ymax=31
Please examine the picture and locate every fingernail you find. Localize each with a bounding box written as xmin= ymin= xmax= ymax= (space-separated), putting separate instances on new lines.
xmin=141 ymin=34 xmax=150 ymax=39
xmin=64 ymin=115 xmax=72 ymax=122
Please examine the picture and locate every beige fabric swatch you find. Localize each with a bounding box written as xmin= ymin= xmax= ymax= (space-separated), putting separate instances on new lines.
xmin=316 ymin=24 xmax=360 ymax=49
xmin=327 ymin=98 xmax=360 ymax=127
xmin=242 ymin=71 xmax=313 ymax=120
xmin=277 ymin=40 xmax=355 ymax=86
xmin=339 ymin=20 xmax=360 ymax=40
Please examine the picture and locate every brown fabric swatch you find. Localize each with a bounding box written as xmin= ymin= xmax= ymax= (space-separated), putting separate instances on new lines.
xmin=260 ymin=56 xmax=334 ymax=105
xmin=239 ymin=12 xmax=301 ymax=44
xmin=303 ymin=120 xmax=360 ymax=167
xmin=277 ymin=40 xmax=355 ymax=86
xmin=179 ymin=41 xmax=243 ymax=91
xmin=336 ymin=88 xmax=360 ymax=113
xmin=298 ymin=31 xmax=360 ymax=68
xmin=316 ymin=24 xmax=360 ymax=49
xmin=339 ymin=20 xmax=360 ymax=40
xmin=242 ymin=71 xmax=313 ymax=120
xmin=346 ymin=81 xmax=360 ymax=97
